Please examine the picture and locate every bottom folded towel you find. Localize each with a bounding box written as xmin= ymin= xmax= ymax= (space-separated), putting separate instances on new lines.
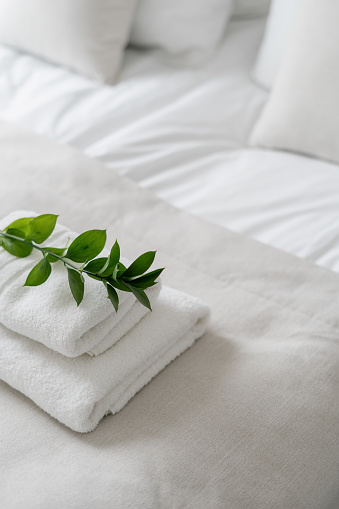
xmin=0 ymin=286 xmax=210 ymax=432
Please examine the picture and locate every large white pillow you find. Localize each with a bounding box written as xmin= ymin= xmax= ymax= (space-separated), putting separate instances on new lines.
xmin=129 ymin=0 xmax=234 ymax=66
xmin=252 ymin=0 xmax=301 ymax=89
xmin=232 ymin=0 xmax=271 ymax=19
xmin=0 ymin=0 xmax=136 ymax=83
xmin=250 ymin=0 xmax=339 ymax=165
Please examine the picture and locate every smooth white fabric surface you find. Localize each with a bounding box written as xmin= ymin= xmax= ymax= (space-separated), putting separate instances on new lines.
xmin=0 ymin=210 xmax=160 ymax=357
xmin=250 ymin=0 xmax=339 ymax=164
xmin=0 ymin=285 xmax=210 ymax=432
xmin=252 ymin=0 xmax=301 ymax=89
xmin=0 ymin=19 xmax=339 ymax=274
xmin=0 ymin=0 xmax=136 ymax=83
xmin=129 ymin=0 xmax=233 ymax=65
xmin=232 ymin=0 xmax=270 ymax=18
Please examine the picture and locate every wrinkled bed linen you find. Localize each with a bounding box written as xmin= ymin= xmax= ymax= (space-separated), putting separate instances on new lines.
xmin=0 ymin=19 xmax=339 ymax=274
xmin=0 ymin=122 xmax=338 ymax=508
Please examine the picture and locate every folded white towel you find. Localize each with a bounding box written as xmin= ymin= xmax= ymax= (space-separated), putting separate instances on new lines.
xmin=0 ymin=286 xmax=210 ymax=432
xmin=0 ymin=211 xmax=160 ymax=357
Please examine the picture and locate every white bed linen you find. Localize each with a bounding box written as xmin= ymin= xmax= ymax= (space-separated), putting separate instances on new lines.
xmin=0 ymin=18 xmax=339 ymax=273
xmin=1 ymin=121 xmax=339 ymax=508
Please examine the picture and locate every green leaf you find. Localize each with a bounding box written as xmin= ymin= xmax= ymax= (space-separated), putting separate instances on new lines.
xmin=109 ymin=240 xmax=120 ymax=266
xmin=4 ymin=216 xmax=34 ymax=236
xmin=0 ymin=236 xmax=3 ymax=248
xmin=112 ymin=262 xmax=126 ymax=280
xmin=67 ymin=268 xmax=84 ymax=306
xmin=66 ymin=230 xmax=106 ymax=263
xmin=106 ymin=283 xmax=119 ymax=312
xmin=25 ymin=214 xmax=58 ymax=244
xmin=97 ymin=262 xmax=116 ymax=278
xmin=123 ymin=282 xmax=152 ymax=310
xmin=84 ymin=255 xmax=120 ymax=279
xmin=2 ymin=229 xmax=33 ymax=258
xmin=126 ymin=268 xmax=164 ymax=289
xmin=107 ymin=277 xmax=132 ymax=293
xmin=6 ymin=228 xmax=26 ymax=238
xmin=123 ymin=251 xmax=156 ymax=279
xmin=87 ymin=273 xmax=102 ymax=281
xmin=24 ymin=258 xmax=52 ymax=286
xmin=97 ymin=240 xmax=120 ymax=277
xmin=45 ymin=247 xmax=66 ymax=263
xmin=84 ymin=257 xmax=107 ymax=274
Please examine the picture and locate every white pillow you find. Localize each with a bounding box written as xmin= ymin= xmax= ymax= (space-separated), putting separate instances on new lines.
xmin=250 ymin=0 xmax=339 ymax=165
xmin=129 ymin=0 xmax=234 ymax=66
xmin=252 ymin=0 xmax=301 ymax=89
xmin=0 ymin=0 xmax=136 ymax=83
xmin=232 ymin=0 xmax=271 ymax=19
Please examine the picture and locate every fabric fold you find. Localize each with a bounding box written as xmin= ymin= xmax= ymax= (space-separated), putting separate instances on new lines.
xmin=0 ymin=210 xmax=160 ymax=357
xmin=0 ymin=286 xmax=210 ymax=432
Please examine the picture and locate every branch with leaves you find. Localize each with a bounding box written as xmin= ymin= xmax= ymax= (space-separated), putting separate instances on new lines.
xmin=0 ymin=214 xmax=164 ymax=311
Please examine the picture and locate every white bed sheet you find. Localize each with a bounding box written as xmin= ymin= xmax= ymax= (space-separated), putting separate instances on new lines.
xmin=0 ymin=18 xmax=339 ymax=273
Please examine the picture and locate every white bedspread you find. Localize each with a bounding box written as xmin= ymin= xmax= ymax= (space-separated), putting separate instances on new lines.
xmin=1 ymin=122 xmax=339 ymax=508
xmin=0 ymin=18 xmax=339 ymax=272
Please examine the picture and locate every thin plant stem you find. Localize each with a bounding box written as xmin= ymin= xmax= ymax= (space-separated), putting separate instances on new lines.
xmin=0 ymin=231 xmax=91 ymax=275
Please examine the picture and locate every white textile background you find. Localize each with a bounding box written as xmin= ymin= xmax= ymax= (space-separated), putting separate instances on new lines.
xmin=0 ymin=18 xmax=338 ymax=273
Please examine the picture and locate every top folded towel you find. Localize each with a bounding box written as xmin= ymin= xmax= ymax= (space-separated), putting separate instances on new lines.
xmin=0 ymin=211 xmax=160 ymax=357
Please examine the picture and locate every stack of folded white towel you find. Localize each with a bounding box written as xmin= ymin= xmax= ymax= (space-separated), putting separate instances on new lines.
xmin=0 ymin=211 xmax=210 ymax=432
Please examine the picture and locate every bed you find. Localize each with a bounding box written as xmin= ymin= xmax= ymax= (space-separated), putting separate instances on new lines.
xmin=1 ymin=17 xmax=339 ymax=272
xmin=1 ymin=5 xmax=339 ymax=509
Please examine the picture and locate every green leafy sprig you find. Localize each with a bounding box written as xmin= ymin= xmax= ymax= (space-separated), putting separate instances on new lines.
xmin=0 ymin=214 xmax=164 ymax=311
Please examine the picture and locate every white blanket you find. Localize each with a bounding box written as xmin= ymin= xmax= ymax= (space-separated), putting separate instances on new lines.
xmin=1 ymin=122 xmax=338 ymax=509
xmin=2 ymin=20 xmax=339 ymax=276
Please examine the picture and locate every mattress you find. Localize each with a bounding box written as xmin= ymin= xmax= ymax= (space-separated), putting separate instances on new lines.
xmin=0 ymin=18 xmax=339 ymax=272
